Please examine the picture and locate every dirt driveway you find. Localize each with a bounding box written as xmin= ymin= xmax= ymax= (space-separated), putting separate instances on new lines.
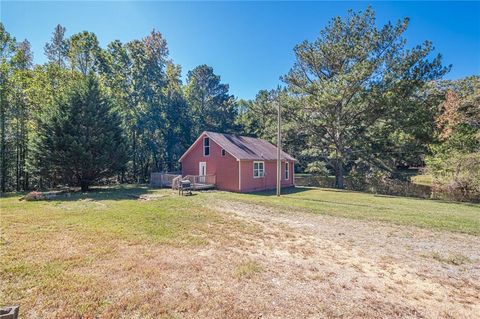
xmin=199 ymin=199 xmax=480 ymax=319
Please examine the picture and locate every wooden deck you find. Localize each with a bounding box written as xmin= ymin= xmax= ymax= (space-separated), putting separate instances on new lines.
xmin=182 ymin=175 xmax=216 ymax=190
xmin=150 ymin=173 xmax=215 ymax=191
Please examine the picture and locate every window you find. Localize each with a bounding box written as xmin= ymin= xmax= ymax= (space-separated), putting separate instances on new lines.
xmin=253 ymin=161 xmax=265 ymax=178
xmin=221 ymin=149 xmax=226 ymax=157
xmin=285 ymin=162 xmax=289 ymax=180
xmin=203 ymin=137 xmax=210 ymax=156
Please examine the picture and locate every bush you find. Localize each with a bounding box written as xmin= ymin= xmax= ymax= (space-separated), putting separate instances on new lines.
xmin=428 ymin=152 xmax=480 ymax=202
xmin=23 ymin=191 xmax=45 ymax=201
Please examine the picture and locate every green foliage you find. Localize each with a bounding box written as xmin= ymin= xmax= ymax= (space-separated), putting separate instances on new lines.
xmin=32 ymin=74 xmax=127 ymax=191
xmin=236 ymin=88 xmax=309 ymax=171
xmin=236 ymin=90 xmax=277 ymax=139
xmin=425 ymin=76 xmax=480 ymax=201
xmin=44 ymin=24 xmax=69 ymax=67
xmin=0 ymin=24 xmax=35 ymax=192
xmin=185 ymin=64 xmax=238 ymax=136
xmin=3 ymin=22 xmax=244 ymax=191
xmin=0 ymin=23 xmax=18 ymax=192
xmin=282 ymin=7 xmax=448 ymax=188
xmin=427 ymin=151 xmax=480 ymax=202
xmin=0 ymin=12 xmax=477 ymax=200
xmin=68 ymin=31 xmax=100 ymax=75
xmin=98 ymin=31 xmax=194 ymax=179
xmin=427 ymin=126 xmax=480 ymax=201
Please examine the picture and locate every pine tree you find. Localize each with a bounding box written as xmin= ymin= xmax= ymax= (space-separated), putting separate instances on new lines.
xmin=44 ymin=24 xmax=69 ymax=67
xmin=282 ymin=7 xmax=448 ymax=188
xmin=33 ymin=74 xmax=127 ymax=191
xmin=185 ymin=65 xmax=238 ymax=137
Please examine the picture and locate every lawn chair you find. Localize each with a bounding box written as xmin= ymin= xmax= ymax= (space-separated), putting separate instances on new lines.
xmin=179 ymin=180 xmax=192 ymax=196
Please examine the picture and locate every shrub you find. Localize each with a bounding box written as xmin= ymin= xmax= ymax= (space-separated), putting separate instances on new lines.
xmin=23 ymin=191 xmax=45 ymax=201
xmin=428 ymin=152 xmax=480 ymax=202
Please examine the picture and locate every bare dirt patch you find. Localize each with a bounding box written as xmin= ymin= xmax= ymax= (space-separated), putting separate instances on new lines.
xmin=199 ymin=199 xmax=480 ymax=319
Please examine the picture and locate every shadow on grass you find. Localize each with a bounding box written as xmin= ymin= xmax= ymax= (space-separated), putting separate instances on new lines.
xmin=1 ymin=191 xmax=28 ymax=199
xmin=250 ymin=186 xmax=480 ymax=208
xmin=244 ymin=186 xmax=383 ymax=209
xmin=44 ymin=184 xmax=157 ymax=202
xmin=248 ymin=186 xmax=312 ymax=196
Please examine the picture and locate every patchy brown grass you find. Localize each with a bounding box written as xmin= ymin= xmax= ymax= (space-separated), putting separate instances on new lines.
xmin=234 ymin=260 xmax=263 ymax=279
xmin=1 ymin=186 xmax=479 ymax=318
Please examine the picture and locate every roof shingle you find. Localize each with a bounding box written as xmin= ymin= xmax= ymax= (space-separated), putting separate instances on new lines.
xmin=202 ymin=131 xmax=296 ymax=161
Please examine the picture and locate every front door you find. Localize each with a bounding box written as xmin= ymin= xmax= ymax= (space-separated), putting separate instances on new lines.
xmin=199 ymin=162 xmax=206 ymax=183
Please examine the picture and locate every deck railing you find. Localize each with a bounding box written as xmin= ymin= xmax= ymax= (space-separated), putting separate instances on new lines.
xmin=183 ymin=174 xmax=216 ymax=187
xmin=172 ymin=175 xmax=182 ymax=190
xmin=151 ymin=173 xmax=216 ymax=190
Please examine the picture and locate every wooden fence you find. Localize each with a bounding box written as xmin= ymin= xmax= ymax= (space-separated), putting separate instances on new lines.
xmin=150 ymin=173 xmax=181 ymax=188
xmin=294 ymin=174 xmax=433 ymax=199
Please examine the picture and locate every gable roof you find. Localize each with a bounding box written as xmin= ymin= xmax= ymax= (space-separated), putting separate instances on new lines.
xmin=179 ymin=131 xmax=297 ymax=162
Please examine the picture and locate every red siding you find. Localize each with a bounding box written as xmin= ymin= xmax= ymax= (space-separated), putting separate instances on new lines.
xmin=181 ymin=132 xmax=295 ymax=193
xmin=240 ymin=160 xmax=294 ymax=192
xmin=181 ymin=133 xmax=240 ymax=191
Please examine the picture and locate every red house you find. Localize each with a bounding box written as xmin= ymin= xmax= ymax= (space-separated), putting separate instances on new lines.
xmin=179 ymin=131 xmax=297 ymax=192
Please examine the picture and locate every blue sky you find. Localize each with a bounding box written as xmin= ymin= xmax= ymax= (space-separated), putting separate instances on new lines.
xmin=2 ymin=1 xmax=479 ymax=99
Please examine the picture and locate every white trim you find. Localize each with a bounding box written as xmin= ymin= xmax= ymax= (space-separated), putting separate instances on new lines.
xmin=253 ymin=161 xmax=265 ymax=179
xmin=238 ymin=161 xmax=242 ymax=191
xmin=292 ymin=162 xmax=295 ymax=184
xmin=178 ymin=132 xmax=242 ymax=162
xmin=285 ymin=162 xmax=289 ymax=180
xmin=203 ymin=137 xmax=210 ymax=157
xmin=178 ymin=132 xmax=206 ymax=162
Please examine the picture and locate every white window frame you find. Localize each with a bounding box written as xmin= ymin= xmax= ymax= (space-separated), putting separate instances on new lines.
xmin=203 ymin=137 xmax=210 ymax=157
xmin=221 ymin=149 xmax=226 ymax=157
xmin=253 ymin=161 xmax=265 ymax=178
xmin=285 ymin=162 xmax=289 ymax=180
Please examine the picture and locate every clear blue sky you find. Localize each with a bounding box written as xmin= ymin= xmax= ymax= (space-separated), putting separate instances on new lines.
xmin=2 ymin=1 xmax=479 ymax=99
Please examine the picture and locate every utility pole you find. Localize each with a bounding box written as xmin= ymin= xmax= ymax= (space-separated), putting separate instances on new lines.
xmin=276 ymin=99 xmax=281 ymax=197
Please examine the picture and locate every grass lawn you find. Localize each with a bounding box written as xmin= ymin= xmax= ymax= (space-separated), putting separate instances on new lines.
xmin=1 ymin=185 xmax=479 ymax=318
xmin=215 ymin=187 xmax=480 ymax=235
xmin=411 ymin=174 xmax=434 ymax=186
xmin=0 ymin=186 xmax=250 ymax=318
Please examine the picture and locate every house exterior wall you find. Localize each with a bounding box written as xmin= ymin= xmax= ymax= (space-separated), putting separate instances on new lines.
xmin=181 ymin=133 xmax=240 ymax=192
xmin=239 ymin=159 xmax=295 ymax=192
xmin=181 ymin=132 xmax=296 ymax=193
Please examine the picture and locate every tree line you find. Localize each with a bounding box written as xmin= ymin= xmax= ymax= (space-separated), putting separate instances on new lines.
xmin=1 ymin=8 xmax=478 ymax=196
xmin=1 ymin=23 xmax=239 ymax=191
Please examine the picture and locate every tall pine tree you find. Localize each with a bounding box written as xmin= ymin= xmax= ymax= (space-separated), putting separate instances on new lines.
xmin=185 ymin=65 xmax=238 ymax=137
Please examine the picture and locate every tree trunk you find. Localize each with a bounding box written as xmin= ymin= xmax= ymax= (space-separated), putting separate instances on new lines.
xmin=335 ymin=160 xmax=345 ymax=189
xmin=80 ymin=181 xmax=89 ymax=192
xmin=132 ymin=129 xmax=137 ymax=182
xmin=0 ymin=78 xmax=6 ymax=193
xmin=16 ymin=119 xmax=20 ymax=191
